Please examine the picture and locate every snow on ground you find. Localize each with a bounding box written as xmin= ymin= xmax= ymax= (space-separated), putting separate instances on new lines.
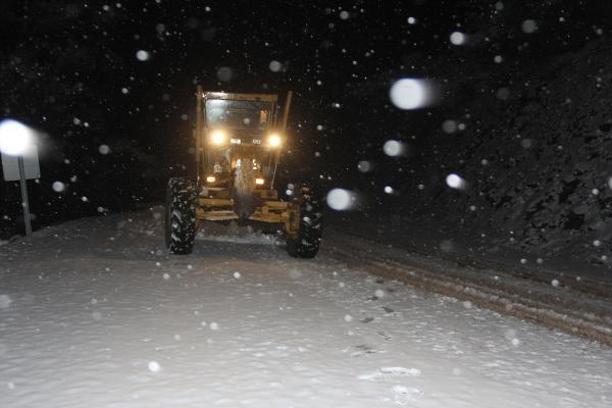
xmin=1 ymin=209 xmax=611 ymax=408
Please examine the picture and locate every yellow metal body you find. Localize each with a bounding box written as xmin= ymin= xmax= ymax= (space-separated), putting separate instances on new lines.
xmin=193 ymin=87 xmax=299 ymax=238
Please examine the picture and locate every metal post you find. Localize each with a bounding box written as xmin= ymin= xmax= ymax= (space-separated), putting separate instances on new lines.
xmin=17 ymin=155 xmax=32 ymax=237
xmin=271 ymin=91 xmax=293 ymax=189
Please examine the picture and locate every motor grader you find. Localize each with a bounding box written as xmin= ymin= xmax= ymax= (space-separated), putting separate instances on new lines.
xmin=165 ymin=87 xmax=321 ymax=257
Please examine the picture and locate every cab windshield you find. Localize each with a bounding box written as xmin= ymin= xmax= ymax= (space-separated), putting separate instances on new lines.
xmin=205 ymin=99 xmax=272 ymax=131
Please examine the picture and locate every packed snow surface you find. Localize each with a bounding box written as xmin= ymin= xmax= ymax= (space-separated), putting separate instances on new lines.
xmin=1 ymin=209 xmax=611 ymax=407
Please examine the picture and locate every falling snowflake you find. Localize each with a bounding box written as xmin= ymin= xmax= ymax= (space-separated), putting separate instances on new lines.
xmin=269 ymin=60 xmax=282 ymax=72
xmin=136 ymin=50 xmax=150 ymax=61
xmin=521 ymin=20 xmax=538 ymax=34
xmin=389 ymin=79 xmax=432 ymax=110
xmin=52 ymin=181 xmax=65 ymax=192
xmin=326 ymin=188 xmax=357 ymax=211
xmin=450 ymin=32 xmax=467 ymax=45
xmin=445 ymin=173 xmax=466 ymax=190
xmin=383 ymin=140 xmax=405 ymax=157
xmin=147 ymin=361 xmax=161 ymax=372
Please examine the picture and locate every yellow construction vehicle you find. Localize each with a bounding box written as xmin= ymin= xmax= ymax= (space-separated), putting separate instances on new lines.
xmin=165 ymin=87 xmax=321 ymax=257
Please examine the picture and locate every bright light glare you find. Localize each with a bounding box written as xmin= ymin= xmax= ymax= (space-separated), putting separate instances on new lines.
xmin=383 ymin=140 xmax=405 ymax=157
xmin=206 ymin=176 xmax=216 ymax=183
xmin=326 ymin=188 xmax=357 ymax=211
xmin=450 ymin=31 xmax=467 ymax=45
xmin=446 ymin=173 xmax=467 ymax=190
xmin=255 ymin=178 xmax=265 ymax=185
xmin=210 ymin=130 xmax=226 ymax=145
xmin=267 ymin=133 xmax=282 ymax=148
xmin=389 ymin=79 xmax=431 ymax=110
xmin=0 ymin=119 xmax=35 ymax=156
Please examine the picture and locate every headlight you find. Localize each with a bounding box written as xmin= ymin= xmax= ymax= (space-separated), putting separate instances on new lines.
xmin=210 ymin=129 xmax=227 ymax=145
xmin=267 ymin=133 xmax=282 ymax=148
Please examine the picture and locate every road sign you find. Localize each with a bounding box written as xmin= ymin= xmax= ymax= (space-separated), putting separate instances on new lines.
xmin=1 ymin=146 xmax=40 ymax=181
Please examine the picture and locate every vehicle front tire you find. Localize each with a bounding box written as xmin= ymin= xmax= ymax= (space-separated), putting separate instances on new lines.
xmin=287 ymin=186 xmax=322 ymax=258
xmin=165 ymin=177 xmax=197 ymax=255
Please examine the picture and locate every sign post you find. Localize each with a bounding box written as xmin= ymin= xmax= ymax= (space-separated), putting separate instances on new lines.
xmin=0 ymin=119 xmax=40 ymax=238
xmin=17 ymin=156 xmax=32 ymax=236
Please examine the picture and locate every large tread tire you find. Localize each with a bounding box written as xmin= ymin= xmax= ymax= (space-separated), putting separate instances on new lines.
xmin=165 ymin=178 xmax=197 ymax=255
xmin=287 ymin=186 xmax=322 ymax=258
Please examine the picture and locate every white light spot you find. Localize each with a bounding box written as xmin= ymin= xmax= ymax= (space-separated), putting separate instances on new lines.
xmin=357 ymin=160 xmax=372 ymax=173
xmin=551 ymin=279 xmax=560 ymax=287
xmin=375 ymin=289 xmax=385 ymax=298
xmin=407 ymin=17 xmax=416 ymax=25
xmin=269 ymin=60 xmax=283 ymax=72
xmin=233 ymin=272 xmax=241 ymax=279
xmin=592 ymin=188 xmax=600 ymax=196
xmin=216 ymin=66 xmax=233 ymax=82
xmin=344 ymin=314 xmax=353 ymax=322
xmin=521 ymin=20 xmax=538 ymax=34
xmin=445 ymin=173 xmax=466 ymax=190
xmin=521 ymin=138 xmax=532 ymax=149
xmin=494 ymin=55 xmax=503 ymax=63
xmin=450 ymin=31 xmax=467 ymax=45
xmin=326 ymin=188 xmax=357 ymax=211
xmin=496 ymin=87 xmax=510 ymax=100
xmin=162 ymin=273 xmax=170 ymax=280
xmin=81 ymin=196 xmax=89 ymax=202
xmin=98 ymin=144 xmax=111 ymax=155
xmin=121 ymin=87 xmax=129 ymax=94
xmin=593 ymin=240 xmax=602 ymax=247
xmin=339 ymin=10 xmax=349 ymax=20
xmin=147 ymin=361 xmax=161 ymax=372
xmin=383 ymin=140 xmax=405 ymax=157
xmin=316 ymin=124 xmax=323 ymax=131
xmin=389 ymin=78 xmax=432 ymax=110
xmin=520 ymin=258 xmax=527 ymax=264
xmin=210 ymin=322 xmax=219 ymax=330
xmin=384 ymin=186 xmax=394 ymax=194
xmin=0 ymin=119 xmax=35 ymax=156
xmin=52 ymin=181 xmax=65 ymax=193
xmin=136 ymin=50 xmax=150 ymax=61
xmin=442 ymin=120 xmax=457 ymax=134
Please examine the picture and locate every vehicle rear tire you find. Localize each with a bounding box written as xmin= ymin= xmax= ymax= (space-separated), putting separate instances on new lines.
xmin=287 ymin=186 xmax=322 ymax=258
xmin=165 ymin=177 xmax=197 ymax=255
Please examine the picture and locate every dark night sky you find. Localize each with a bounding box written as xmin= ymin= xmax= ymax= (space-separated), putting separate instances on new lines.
xmin=2 ymin=0 xmax=612 ymax=237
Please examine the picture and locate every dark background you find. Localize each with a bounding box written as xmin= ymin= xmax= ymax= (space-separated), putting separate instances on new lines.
xmin=2 ymin=0 xmax=612 ymax=264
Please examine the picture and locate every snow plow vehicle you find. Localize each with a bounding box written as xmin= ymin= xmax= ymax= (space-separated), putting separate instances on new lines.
xmin=165 ymin=87 xmax=322 ymax=257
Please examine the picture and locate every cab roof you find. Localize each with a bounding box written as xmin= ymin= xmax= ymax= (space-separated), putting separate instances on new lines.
xmin=201 ymin=91 xmax=278 ymax=103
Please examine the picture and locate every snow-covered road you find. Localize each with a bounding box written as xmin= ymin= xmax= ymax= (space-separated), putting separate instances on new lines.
xmin=1 ymin=208 xmax=611 ymax=407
